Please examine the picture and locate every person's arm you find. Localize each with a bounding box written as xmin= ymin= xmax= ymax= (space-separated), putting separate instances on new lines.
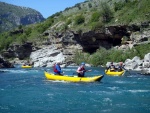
xmin=106 ymin=66 xmax=110 ymax=70
xmin=76 ymin=67 xmax=82 ymax=73
xmin=86 ymin=69 xmax=92 ymax=72
xmin=122 ymin=65 xmax=127 ymax=70
xmin=56 ymin=65 xmax=62 ymax=73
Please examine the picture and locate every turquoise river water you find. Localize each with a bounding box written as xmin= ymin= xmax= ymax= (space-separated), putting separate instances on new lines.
xmin=0 ymin=66 xmax=150 ymax=113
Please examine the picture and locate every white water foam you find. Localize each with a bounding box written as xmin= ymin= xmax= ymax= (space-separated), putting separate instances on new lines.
xmin=44 ymin=80 xmax=70 ymax=83
xmin=78 ymin=91 xmax=87 ymax=93
xmin=128 ymin=90 xmax=150 ymax=93
xmin=62 ymin=68 xmax=76 ymax=72
xmin=107 ymin=86 xmax=119 ymax=90
xmin=115 ymin=80 xmax=129 ymax=84
xmin=103 ymin=98 xmax=112 ymax=103
xmin=0 ymin=69 xmax=28 ymax=73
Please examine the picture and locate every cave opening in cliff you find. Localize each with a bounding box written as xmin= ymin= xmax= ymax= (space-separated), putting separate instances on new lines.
xmin=107 ymin=37 xmax=122 ymax=47
xmin=83 ymin=47 xmax=99 ymax=54
xmin=113 ymin=38 xmax=122 ymax=46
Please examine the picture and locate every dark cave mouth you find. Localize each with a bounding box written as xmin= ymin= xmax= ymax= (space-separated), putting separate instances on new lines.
xmin=83 ymin=47 xmax=99 ymax=53
xmin=82 ymin=38 xmax=122 ymax=54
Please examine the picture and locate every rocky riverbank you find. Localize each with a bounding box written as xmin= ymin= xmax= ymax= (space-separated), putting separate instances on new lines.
xmin=106 ymin=53 xmax=150 ymax=74
xmin=124 ymin=53 xmax=150 ymax=74
xmin=0 ymin=55 xmax=14 ymax=68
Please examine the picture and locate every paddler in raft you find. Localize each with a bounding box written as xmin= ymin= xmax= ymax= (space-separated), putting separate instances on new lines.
xmin=53 ymin=62 xmax=63 ymax=75
xmin=106 ymin=62 xmax=126 ymax=72
xmin=106 ymin=62 xmax=116 ymax=72
xmin=76 ymin=62 xmax=92 ymax=77
xmin=117 ymin=62 xmax=126 ymax=72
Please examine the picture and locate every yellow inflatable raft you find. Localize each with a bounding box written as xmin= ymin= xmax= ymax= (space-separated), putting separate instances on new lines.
xmin=44 ymin=71 xmax=104 ymax=82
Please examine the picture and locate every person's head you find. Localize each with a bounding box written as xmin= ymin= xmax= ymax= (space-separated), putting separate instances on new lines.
xmin=111 ymin=62 xmax=113 ymax=65
xmin=56 ymin=62 xmax=61 ymax=65
xmin=120 ymin=62 xmax=123 ymax=65
xmin=81 ymin=62 xmax=85 ymax=67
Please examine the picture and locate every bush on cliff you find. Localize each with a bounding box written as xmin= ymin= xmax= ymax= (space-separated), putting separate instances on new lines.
xmin=74 ymin=15 xmax=85 ymax=25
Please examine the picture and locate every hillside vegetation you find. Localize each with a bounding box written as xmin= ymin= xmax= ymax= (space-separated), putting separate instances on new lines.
xmin=0 ymin=0 xmax=150 ymax=65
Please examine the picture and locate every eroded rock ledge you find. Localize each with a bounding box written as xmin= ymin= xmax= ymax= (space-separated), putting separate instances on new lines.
xmin=2 ymin=22 xmax=150 ymax=67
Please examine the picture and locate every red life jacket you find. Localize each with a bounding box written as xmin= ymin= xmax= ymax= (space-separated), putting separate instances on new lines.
xmin=78 ymin=66 xmax=85 ymax=71
xmin=53 ymin=64 xmax=58 ymax=72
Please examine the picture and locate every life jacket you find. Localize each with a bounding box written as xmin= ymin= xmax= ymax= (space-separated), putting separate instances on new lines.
xmin=53 ymin=64 xmax=60 ymax=73
xmin=78 ymin=66 xmax=85 ymax=71
xmin=117 ymin=66 xmax=123 ymax=71
xmin=110 ymin=65 xmax=115 ymax=71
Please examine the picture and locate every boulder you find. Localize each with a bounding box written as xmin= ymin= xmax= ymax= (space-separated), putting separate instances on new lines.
xmin=30 ymin=46 xmax=66 ymax=67
xmin=132 ymin=56 xmax=143 ymax=65
xmin=144 ymin=53 xmax=150 ymax=62
xmin=124 ymin=58 xmax=138 ymax=70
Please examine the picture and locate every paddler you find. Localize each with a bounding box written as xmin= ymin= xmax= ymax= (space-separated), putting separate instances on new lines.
xmin=76 ymin=62 xmax=92 ymax=77
xmin=53 ymin=62 xmax=63 ymax=75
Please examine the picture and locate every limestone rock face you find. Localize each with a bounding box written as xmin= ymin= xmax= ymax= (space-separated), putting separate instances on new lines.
xmin=2 ymin=42 xmax=35 ymax=60
xmin=30 ymin=46 xmax=66 ymax=67
xmin=0 ymin=55 xmax=14 ymax=68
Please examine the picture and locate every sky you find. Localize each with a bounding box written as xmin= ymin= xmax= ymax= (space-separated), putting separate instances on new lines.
xmin=0 ymin=0 xmax=86 ymax=18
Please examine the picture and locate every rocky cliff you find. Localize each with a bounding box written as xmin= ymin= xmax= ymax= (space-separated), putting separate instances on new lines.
xmin=2 ymin=21 xmax=150 ymax=67
xmin=29 ymin=22 xmax=150 ymax=67
xmin=0 ymin=55 xmax=14 ymax=68
xmin=0 ymin=2 xmax=45 ymax=33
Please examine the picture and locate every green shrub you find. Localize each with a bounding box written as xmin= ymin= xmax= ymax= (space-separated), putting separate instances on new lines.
xmin=73 ymin=51 xmax=86 ymax=65
xmin=100 ymin=2 xmax=113 ymax=23
xmin=90 ymin=11 xmax=101 ymax=22
xmin=16 ymin=34 xmax=27 ymax=44
xmin=18 ymin=25 xmax=23 ymax=29
xmin=88 ymin=3 xmax=92 ymax=8
xmin=91 ymin=21 xmax=104 ymax=31
xmin=25 ymin=27 xmax=32 ymax=36
xmin=74 ymin=15 xmax=85 ymax=25
xmin=66 ymin=19 xmax=72 ymax=25
xmin=114 ymin=1 xmax=125 ymax=12
xmin=36 ymin=18 xmax=54 ymax=33
xmin=75 ymin=3 xmax=81 ymax=10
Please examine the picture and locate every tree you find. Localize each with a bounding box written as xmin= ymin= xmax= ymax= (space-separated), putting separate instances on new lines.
xmin=75 ymin=15 xmax=85 ymax=25
xmin=88 ymin=3 xmax=92 ymax=8
xmin=101 ymin=2 xmax=113 ymax=23
xmin=18 ymin=25 xmax=23 ymax=29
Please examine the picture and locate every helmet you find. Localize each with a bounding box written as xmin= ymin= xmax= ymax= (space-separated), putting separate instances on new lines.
xmin=81 ymin=62 xmax=85 ymax=65
xmin=56 ymin=62 xmax=61 ymax=64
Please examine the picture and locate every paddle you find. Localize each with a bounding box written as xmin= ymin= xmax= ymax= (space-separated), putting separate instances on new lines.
xmin=72 ymin=69 xmax=92 ymax=76
xmin=126 ymin=69 xmax=131 ymax=75
xmin=72 ymin=72 xmax=77 ymax=75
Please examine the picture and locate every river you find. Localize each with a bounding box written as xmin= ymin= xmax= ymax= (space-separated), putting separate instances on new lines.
xmin=0 ymin=66 xmax=150 ymax=113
